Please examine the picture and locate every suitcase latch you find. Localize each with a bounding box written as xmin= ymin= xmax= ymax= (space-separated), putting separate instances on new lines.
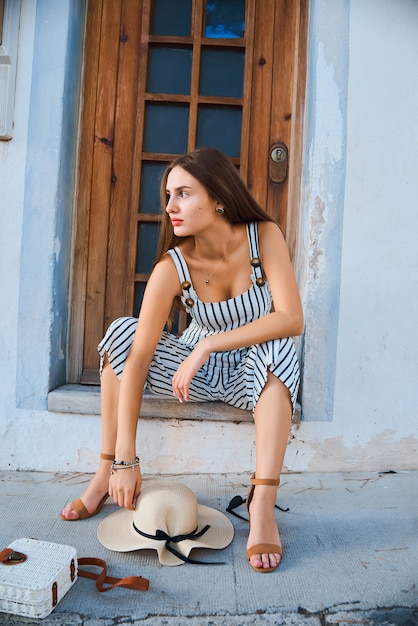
xmin=0 ymin=549 xmax=27 ymax=565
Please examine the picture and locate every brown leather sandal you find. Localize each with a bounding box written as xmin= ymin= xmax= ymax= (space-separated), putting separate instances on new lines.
xmin=246 ymin=473 xmax=282 ymax=573
xmin=60 ymin=453 xmax=114 ymax=521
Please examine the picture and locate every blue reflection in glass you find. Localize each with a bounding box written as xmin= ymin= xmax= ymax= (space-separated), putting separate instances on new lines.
xmin=205 ymin=0 xmax=245 ymax=39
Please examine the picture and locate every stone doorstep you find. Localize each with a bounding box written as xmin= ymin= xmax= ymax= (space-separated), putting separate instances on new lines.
xmin=47 ymin=384 xmax=301 ymax=424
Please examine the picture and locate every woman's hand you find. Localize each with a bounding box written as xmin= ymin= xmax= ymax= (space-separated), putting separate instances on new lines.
xmin=109 ymin=465 xmax=142 ymax=510
xmin=172 ymin=340 xmax=211 ymax=402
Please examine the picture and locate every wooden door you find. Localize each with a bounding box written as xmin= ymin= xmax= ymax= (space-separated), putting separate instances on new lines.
xmin=69 ymin=0 xmax=308 ymax=383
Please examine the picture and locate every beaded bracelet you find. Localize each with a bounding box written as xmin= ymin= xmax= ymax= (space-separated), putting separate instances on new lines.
xmin=111 ymin=456 xmax=140 ymax=474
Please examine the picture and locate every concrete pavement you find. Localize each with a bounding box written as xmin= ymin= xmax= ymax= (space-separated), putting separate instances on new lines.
xmin=0 ymin=470 xmax=417 ymax=625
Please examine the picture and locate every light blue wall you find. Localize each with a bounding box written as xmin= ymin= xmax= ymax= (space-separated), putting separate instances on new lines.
xmin=1 ymin=0 xmax=416 ymax=473
xmin=332 ymin=0 xmax=418 ymax=438
xmin=15 ymin=0 xmax=86 ymax=409
xmin=298 ymin=0 xmax=350 ymax=421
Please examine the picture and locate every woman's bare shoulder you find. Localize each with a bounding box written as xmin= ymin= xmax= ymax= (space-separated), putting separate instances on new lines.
xmin=149 ymin=252 xmax=181 ymax=294
xmin=257 ymin=220 xmax=285 ymax=247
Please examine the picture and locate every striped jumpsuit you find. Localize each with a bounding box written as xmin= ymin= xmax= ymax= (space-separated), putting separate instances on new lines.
xmin=98 ymin=221 xmax=300 ymax=412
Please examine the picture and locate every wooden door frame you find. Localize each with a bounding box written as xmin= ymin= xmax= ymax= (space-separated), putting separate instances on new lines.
xmin=68 ymin=0 xmax=308 ymax=383
xmin=247 ymin=1 xmax=309 ymax=249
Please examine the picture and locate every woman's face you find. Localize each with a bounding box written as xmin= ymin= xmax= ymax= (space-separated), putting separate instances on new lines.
xmin=165 ymin=166 xmax=220 ymax=237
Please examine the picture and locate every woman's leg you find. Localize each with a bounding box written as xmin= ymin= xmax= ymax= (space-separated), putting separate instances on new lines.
xmin=61 ymin=359 xmax=119 ymax=519
xmin=247 ymin=371 xmax=293 ymax=569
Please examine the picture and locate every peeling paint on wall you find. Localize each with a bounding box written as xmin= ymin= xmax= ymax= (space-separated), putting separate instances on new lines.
xmin=286 ymin=426 xmax=418 ymax=473
xmin=298 ymin=2 xmax=349 ymax=423
xmin=308 ymin=196 xmax=326 ymax=283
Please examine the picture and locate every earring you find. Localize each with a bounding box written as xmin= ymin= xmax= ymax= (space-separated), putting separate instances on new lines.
xmin=216 ymin=206 xmax=225 ymax=215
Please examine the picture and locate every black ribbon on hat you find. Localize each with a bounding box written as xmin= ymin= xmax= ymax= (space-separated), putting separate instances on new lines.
xmin=132 ymin=523 xmax=223 ymax=565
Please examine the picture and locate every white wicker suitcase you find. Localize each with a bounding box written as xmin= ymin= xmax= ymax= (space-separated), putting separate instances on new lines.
xmin=0 ymin=538 xmax=77 ymax=618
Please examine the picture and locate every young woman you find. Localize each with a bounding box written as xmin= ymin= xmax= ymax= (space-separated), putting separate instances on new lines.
xmin=61 ymin=148 xmax=304 ymax=573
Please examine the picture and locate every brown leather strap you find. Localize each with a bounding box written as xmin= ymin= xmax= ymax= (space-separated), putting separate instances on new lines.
xmin=0 ymin=549 xmax=14 ymax=562
xmin=250 ymin=477 xmax=280 ymax=486
xmin=78 ymin=557 xmax=149 ymax=592
xmin=0 ymin=548 xmax=148 ymax=591
xmin=0 ymin=548 xmax=27 ymax=565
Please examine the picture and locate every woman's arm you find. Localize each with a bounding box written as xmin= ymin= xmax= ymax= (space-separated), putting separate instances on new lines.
xmin=172 ymin=222 xmax=303 ymax=401
xmin=109 ymin=255 xmax=180 ymax=508
xmin=210 ymin=220 xmax=303 ymax=348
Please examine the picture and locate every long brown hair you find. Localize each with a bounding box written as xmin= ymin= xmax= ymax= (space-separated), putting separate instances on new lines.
xmin=153 ymin=148 xmax=275 ymax=330
xmin=155 ymin=147 xmax=274 ymax=264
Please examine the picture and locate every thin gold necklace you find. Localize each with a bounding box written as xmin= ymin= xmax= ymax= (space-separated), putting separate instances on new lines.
xmin=195 ymin=237 xmax=234 ymax=284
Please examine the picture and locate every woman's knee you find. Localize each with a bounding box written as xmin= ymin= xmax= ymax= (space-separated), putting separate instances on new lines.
xmin=261 ymin=372 xmax=292 ymax=408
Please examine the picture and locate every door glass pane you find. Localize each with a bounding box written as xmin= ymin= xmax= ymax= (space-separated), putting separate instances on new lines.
xmin=197 ymin=105 xmax=242 ymax=157
xmin=151 ymin=0 xmax=192 ymax=36
xmin=136 ymin=222 xmax=160 ymax=274
xmin=205 ymin=0 xmax=245 ymax=39
xmin=147 ymin=46 xmax=192 ymax=95
xmin=139 ymin=162 xmax=167 ymax=214
xmin=134 ymin=283 xmax=146 ymax=318
xmin=135 ymin=282 xmax=181 ymax=330
xmin=143 ymin=103 xmax=189 ymax=154
xmin=199 ymin=48 xmax=244 ymax=98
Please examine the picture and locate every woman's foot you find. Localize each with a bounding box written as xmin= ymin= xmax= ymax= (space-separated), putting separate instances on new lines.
xmin=246 ymin=484 xmax=282 ymax=571
xmin=60 ymin=456 xmax=112 ymax=521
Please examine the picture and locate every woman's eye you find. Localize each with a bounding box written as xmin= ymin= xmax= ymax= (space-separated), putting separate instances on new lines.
xmin=179 ymin=191 xmax=188 ymax=198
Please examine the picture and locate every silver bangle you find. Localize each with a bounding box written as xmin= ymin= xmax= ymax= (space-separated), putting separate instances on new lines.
xmin=111 ymin=456 xmax=140 ymax=473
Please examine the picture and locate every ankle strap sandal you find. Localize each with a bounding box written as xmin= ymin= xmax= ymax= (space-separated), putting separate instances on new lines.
xmin=226 ymin=474 xmax=289 ymax=522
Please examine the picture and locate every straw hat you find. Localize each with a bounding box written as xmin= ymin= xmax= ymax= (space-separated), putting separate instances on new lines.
xmin=97 ymin=481 xmax=234 ymax=566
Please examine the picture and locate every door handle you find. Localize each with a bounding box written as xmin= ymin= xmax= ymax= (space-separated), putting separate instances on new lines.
xmin=269 ymin=142 xmax=288 ymax=183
